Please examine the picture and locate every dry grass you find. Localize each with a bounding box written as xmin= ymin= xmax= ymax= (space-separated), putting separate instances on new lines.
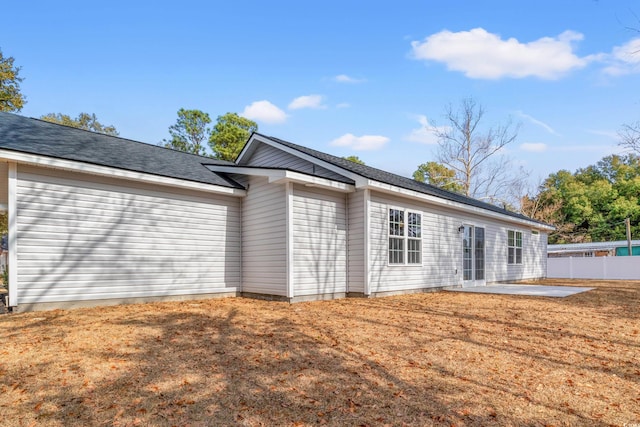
xmin=1 ymin=279 xmax=639 ymax=426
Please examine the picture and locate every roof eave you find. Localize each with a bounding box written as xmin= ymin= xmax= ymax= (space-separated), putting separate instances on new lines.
xmin=361 ymin=179 xmax=555 ymax=231
xmin=0 ymin=149 xmax=246 ymax=196
xmin=240 ymin=134 xmax=553 ymax=230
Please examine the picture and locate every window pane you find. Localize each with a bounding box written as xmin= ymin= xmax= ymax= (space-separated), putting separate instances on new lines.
xmin=389 ymin=209 xmax=404 ymax=236
xmin=408 ymin=212 xmax=421 ymax=238
xmin=389 ymin=237 xmax=404 ymax=264
xmin=408 ymin=239 xmax=421 ymax=264
xmin=462 ymin=253 xmax=473 ymax=280
xmin=507 ymin=230 xmax=523 ymax=265
xmin=463 ymin=227 xmax=472 ymax=280
xmin=475 ymin=227 xmax=484 ymax=279
xmin=475 ymin=227 xmax=484 ymax=249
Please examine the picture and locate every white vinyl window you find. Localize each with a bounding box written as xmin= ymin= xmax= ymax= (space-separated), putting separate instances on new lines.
xmin=508 ymin=230 xmax=523 ymax=265
xmin=389 ymin=208 xmax=422 ymax=265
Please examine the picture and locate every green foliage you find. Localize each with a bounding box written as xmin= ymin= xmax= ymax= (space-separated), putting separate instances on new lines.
xmin=0 ymin=212 xmax=6 ymax=236
xmin=1 ymin=265 xmax=7 ymax=290
xmin=413 ymin=161 xmax=464 ymax=193
xmin=530 ymin=154 xmax=640 ymax=244
xmin=40 ymin=113 xmax=119 ymax=136
xmin=163 ymin=109 xmax=212 ymax=156
xmin=209 ymin=113 xmax=258 ymax=161
xmin=0 ymin=49 xmax=26 ymax=112
xmin=343 ymin=155 xmax=365 ymax=165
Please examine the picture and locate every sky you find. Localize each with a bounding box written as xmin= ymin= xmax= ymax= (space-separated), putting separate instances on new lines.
xmin=2 ymin=0 xmax=639 ymax=188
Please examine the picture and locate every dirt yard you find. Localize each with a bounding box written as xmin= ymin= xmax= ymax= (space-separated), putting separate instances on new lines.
xmin=1 ymin=279 xmax=638 ymax=426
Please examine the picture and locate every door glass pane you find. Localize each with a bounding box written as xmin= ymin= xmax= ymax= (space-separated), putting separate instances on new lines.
xmin=463 ymin=226 xmax=472 ymax=280
xmin=475 ymin=227 xmax=485 ymax=281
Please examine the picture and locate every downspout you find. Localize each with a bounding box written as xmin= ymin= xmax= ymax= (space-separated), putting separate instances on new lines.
xmin=285 ymin=182 xmax=294 ymax=300
xmin=7 ymin=162 xmax=17 ymax=309
xmin=238 ymin=196 xmax=243 ymax=296
xmin=345 ymin=192 xmax=349 ymax=294
xmin=364 ymin=188 xmax=371 ymax=297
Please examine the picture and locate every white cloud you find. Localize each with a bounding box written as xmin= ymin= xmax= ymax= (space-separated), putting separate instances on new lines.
xmin=405 ymin=115 xmax=447 ymax=145
xmin=520 ymin=142 xmax=548 ymax=152
xmin=241 ymin=100 xmax=288 ymax=124
xmin=587 ymin=129 xmax=618 ymax=139
xmin=330 ymin=133 xmax=389 ymax=151
xmin=602 ymin=38 xmax=640 ymax=76
xmin=411 ymin=28 xmax=594 ymax=79
xmin=334 ymin=74 xmax=366 ymax=83
xmin=336 ymin=102 xmax=351 ymax=109
xmin=288 ymin=95 xmax=326 ymax=110
xmin=516 ymin=111 xmax=560 ymax=136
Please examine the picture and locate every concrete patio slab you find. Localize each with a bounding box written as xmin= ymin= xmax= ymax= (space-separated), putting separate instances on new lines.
xmin=445 ymin=284 xmax=594 ymax=298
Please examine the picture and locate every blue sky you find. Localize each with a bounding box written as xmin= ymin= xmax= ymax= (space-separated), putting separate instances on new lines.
xmin=2 ymin=0 xmax=639 ymax=186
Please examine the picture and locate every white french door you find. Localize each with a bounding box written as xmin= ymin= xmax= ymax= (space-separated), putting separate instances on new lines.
xmin=462 ymin=225 xmax=485 ymax=287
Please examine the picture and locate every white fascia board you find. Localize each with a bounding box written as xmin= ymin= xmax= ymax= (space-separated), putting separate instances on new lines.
xmin=235 ymin=135 xmax=260 ymax=164
xmin=363 ymin=179 xmax=555 ymax=232
xmin=271 ymin=171 xmax=354 ymax=193
xmin=0 ymin=150 xmax=245 ymax=196
xmin=207 ymin=165 xmax=355 ymax=193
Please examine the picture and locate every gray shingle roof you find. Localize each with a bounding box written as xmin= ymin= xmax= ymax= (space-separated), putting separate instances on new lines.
xmin=0 ymin=112 xmax=243 ymax=189
xmin=255 ymin=133 xmax=548 ymax=226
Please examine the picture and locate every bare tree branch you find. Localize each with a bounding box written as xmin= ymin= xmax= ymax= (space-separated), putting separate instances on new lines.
xmin=619 ymin=121 xmax=640 ymax=153
xmin=431 ymin=97 xmax=525 ymax=207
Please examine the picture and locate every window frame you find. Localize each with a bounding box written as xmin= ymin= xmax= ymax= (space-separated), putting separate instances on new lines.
xmin=507 ymin=230 xmax=523 ymax=265
xmin=388 ymin=207 xmax=422 ymax=266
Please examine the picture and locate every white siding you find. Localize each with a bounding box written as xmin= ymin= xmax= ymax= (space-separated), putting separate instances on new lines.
xmin=487 ymin=226 xmax=548 ymax=282
xmin=292 ymin=185 xmax=346 ymax=296
xmin=369 ymin=192 xmax=547 ymax=293
xmin=244 ymin=143 xmax=347 ymax=182
xmin=529 ymin=231 xmax=548 ymax=277
xmin=15 ymin=166 xmax=241 ymax=305
xmin=241 ymin=176 xmax=287 ymax=296
xmin=347 ymin=189 xmax=365 ymax=293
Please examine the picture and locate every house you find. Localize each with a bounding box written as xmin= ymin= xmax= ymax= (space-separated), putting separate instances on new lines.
xmin=0 ymin=112 xmax=553 ymax=311
xmin=548 ymin=240 xmax=640 ymax=258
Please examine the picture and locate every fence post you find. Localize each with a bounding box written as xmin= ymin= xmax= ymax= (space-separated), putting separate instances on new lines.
xmin=569 ymin=256 xmax=573 ymax=279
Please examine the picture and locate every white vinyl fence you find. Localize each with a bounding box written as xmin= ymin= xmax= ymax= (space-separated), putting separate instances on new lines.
xmin=547 ymin=256 xmax=640 ymax=280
